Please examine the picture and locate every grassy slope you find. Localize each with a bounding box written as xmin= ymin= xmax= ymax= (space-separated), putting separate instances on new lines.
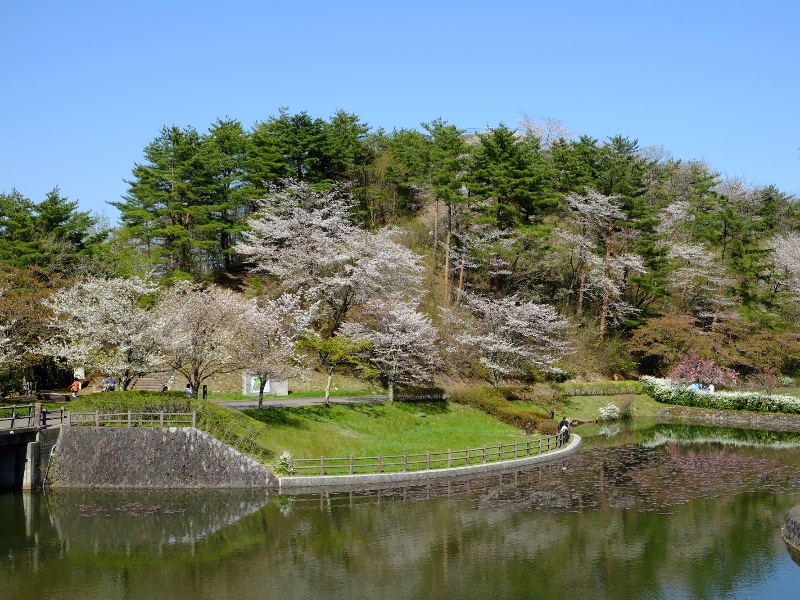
xmin=244 ymin=401 xmax=524 ymax=458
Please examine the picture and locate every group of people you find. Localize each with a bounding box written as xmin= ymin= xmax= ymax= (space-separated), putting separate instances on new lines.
xmin=687 ymin=382 xmax=715 ymax=393
xmin=558 ymin=416 xmax=570 ymax=439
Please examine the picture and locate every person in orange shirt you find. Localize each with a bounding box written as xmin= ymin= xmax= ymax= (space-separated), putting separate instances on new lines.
xmin=70 ymin=379 xmax=81 ymax=399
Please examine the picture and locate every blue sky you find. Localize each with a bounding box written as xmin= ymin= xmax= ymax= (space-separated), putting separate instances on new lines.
xmin=2 ymin=0 xmax=798 ymax=221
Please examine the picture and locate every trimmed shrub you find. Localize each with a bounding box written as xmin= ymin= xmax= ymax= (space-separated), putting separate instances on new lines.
xmin=552 ymin=380 xmax=643 ymax=397
xmin=640 ymin=376 xmax=800 ymax=415
xmin=449 ymin=387 xmax=555 ymax=432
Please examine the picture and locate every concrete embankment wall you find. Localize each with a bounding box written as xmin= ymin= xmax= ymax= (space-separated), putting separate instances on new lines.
xmin=279 ymin=434 xmax=582 ymax=492
xmin=783 ymin=506 xmax=800 ymax=553
xmin=50 ymin=427 xmax=277 ymax=489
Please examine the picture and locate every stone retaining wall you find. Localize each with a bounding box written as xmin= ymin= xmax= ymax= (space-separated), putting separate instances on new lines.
xmin=49 ymin=426 xmax=277 ymax=488
xmin=279 ymin=434 xmax=582 ymax=492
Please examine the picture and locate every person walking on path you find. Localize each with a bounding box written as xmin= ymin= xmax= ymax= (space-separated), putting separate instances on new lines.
xmin=70 ymin=379 xmax=81 ymax=399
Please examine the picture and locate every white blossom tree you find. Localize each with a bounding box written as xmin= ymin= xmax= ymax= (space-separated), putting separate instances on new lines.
xmin=39 ymin=276 xmax=161 ymax=390
xmin=772 ymin=233 xmax=800 ymax=298
xmin=236 ymin=292 xmax=317 ymax=408
xmin=561 ymin=189 xmax=646 ymax=339
xmin=453 ymin=292 xmax=571 ymax=386
xmin=234 ymin=182 xmax=424 ymax=335
xmin=151 ymin=282 xmax=250 ymax=397
xmin=340 ymin=298 xmax=441 ymax=401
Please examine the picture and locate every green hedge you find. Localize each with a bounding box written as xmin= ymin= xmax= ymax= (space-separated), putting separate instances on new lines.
xmin=640 ymin=376 xmax=800 ymax=415
xmin=553 ymin=380 xmax=642 ymax=396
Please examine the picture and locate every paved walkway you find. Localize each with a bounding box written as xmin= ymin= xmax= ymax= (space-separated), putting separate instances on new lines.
xmin=213 ymin=395 xmax=390 ymax=410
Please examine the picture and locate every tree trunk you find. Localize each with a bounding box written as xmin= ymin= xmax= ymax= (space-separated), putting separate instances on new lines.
xmin=325 ymin=369 xmax=333 ymax=407
xmin=431 ymin=197 xmax=439 ymax=279
xmin=444 ymin=229 xmax=451 ymax=305
xmin=456 ymin=252 xmax=466 ymax=305
xmin=258 ymin=378 xmax=267 ymax=409
xmin=388 ymin=379 xmax=394 ymax=402
xmin=598 ymin=222 xmax=614 ymax=342
xmin=576 ymin=260 xmax=588 ymax=317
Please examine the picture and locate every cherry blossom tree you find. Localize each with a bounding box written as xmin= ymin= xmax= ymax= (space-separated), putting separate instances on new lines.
xmin=234 ymin=182 xmax=423 ymax=335
xmin=772 ymin=233 xmax=800 ymax=298
xmin=559 ymin=189 xmax=646 ymax=340
xmin=453 ymin=292 xmax=571 ymax=386
xmin=340 ymin=298 xmax=441 ymax=401
xmin=39 ymin=276 xmax=161 ymax=390
xmin=236 ymin=292 xmax=317 ymax=408
xmin=667 ymin=348 xmax=738 ymax=387
xmin=151 ymin=282 xmax=250 ymax=397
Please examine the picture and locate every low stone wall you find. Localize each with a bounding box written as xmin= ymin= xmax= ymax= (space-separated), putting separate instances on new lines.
xmin=279 ymin=434 xmax=582 ymax=492
xmin=49 ymin=426 xmax=277 ymax=489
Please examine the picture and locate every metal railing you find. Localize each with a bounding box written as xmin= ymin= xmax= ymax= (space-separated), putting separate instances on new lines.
xmin=290 ymin=431 xmax=570 ymax=476
xmin=66 ymin=411 xmax=196 ymax=428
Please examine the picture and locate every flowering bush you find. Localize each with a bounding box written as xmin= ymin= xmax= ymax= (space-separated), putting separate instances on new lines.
xmin=597 ymin=403 xmax=620 ymax=421
xmin=275 ymin=451 xmax=296 ymax=475
xmin=640 ymin=376 xmax=800 ymax=414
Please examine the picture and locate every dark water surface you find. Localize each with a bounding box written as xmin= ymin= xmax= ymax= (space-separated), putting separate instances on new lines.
xmin=4 ymin=423 xmax=800 ymax=599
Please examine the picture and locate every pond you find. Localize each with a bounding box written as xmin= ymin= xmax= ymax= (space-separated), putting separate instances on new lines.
xmin=3 ymin=423 xmax=800 ymax=599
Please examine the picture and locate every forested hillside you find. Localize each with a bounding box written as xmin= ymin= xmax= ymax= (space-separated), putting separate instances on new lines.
xmin=2 ymin=109 xmax=799 ymax=394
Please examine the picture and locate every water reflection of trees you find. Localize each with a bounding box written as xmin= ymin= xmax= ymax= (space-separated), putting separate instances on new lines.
xmin=4 ymin=439 xmax=800 ymax=599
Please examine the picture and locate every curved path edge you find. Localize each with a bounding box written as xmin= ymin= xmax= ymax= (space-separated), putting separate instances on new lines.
xmin=278 ymin=434 xmax=582 ymax=492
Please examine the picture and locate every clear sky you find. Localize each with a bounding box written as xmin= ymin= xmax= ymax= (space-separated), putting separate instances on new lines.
xmin=2 ymin=0 xmax=798 ymax=221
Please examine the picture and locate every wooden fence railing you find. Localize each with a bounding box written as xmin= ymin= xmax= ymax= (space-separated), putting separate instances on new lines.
xmin=0 ymin=404 xmax=72 ymax=429
xmin=66 ymin=411 xmax=196 ymax=428
xmin=290 ymin=431 xmax=570 ymax=476
xmin=0 ymin=404 xmax=36 ymax=429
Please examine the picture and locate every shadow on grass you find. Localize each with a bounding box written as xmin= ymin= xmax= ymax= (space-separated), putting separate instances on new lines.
xmin=393 ymin=401 xmax=450 ymax=415
xmin=242 ymin=408 xmax=306 ymax=428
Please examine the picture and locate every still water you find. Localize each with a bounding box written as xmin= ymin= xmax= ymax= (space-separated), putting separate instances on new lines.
xmin=4 ymin=423 xmax=800 ymax=600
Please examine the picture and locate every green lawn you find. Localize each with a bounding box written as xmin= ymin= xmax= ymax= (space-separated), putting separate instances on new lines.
xmin=244 ymin=401 xmax=526 ymax=459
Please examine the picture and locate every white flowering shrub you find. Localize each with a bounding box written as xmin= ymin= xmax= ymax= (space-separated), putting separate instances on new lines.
xmin=598 ymin=402 xmax=621 ymax=421
xmin=640 ymin=376 xmax=800 ymax=414
xmin=275 ymin=451 xmax=296 ymax=475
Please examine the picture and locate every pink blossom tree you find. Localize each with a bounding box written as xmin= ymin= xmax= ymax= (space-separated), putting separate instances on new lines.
xmin=667 ymin=348 xmax=738 ymax=387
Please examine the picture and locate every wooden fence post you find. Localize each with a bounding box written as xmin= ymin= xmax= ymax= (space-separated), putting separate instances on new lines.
xmin=320 ymin=456 xmax=324 ymax=475
xmin=349 ymin=455 xmax=354 ymax=475
xmin=95 ymin=411 xmax=100 ymax=427
xmin=128 ymin=410 xmax=132 ymax=427
xmin=159 ymin=412 xmax=164 ymax=427
xmin=377 ymin=455 xmax=382 ymax=473
xmin=403 ymin=453 xmax=407 ymax=472
xmin=192 ymin=411 xmax=196 ymax=428
xmin=426 ymin=452 xmax=431 ymax=470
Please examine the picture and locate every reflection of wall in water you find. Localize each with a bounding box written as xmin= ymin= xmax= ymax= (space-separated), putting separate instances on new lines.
xmin=47 ymin=489 xmax=271 ymax=556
